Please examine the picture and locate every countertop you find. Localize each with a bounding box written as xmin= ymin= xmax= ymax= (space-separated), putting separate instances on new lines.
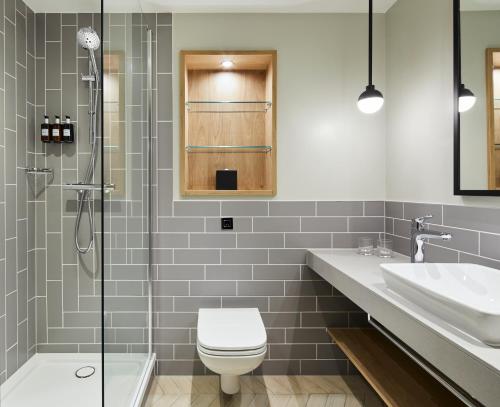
xmin=307 ymin=249 xmax=500 ymax=406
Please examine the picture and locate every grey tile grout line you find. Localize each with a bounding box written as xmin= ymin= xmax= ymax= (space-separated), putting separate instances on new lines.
xmin=1 ymin=2 xmax=7 ymax=375
xmin=58 ymin=12 xmax=64 ymax=331
xmin=14 ymin=4 xmax=20 ymax=369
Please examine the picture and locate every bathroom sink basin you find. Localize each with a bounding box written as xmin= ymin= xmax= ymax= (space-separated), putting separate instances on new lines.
xmin=380 ymin=263 xmax=500 ymax=346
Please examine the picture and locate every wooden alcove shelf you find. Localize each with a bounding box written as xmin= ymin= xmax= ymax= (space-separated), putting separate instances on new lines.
xmin=180 ymin=51 xmax=277 ymax=196
xmin=328 ymin=328 xmax=466 ymax=407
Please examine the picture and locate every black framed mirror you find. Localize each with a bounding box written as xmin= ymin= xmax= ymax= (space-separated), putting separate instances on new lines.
xmin=454 ymin=0 xmax=500 ymax=195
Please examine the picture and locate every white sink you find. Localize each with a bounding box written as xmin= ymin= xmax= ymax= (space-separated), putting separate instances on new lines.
xmin=381 ymin=263 xmax=500 ymax=346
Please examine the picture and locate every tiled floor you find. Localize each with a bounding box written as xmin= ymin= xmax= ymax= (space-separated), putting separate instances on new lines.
xmin=144 ymin=376 xmax=384 ymax=407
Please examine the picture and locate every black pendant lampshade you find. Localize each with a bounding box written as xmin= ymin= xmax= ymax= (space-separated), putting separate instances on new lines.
xmin=358 ymin=0 xmax=384 ymax=114
xmin=458 ymin=84 xmax=476 ymax=113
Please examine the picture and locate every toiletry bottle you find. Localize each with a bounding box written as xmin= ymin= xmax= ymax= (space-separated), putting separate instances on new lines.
xmin=41 ymin=115 xmax=51 ymax=143
xmin=63 ymin=115 xmax=74 ymax=143
xmin=52 ymin=115 xmax=62 ymax=143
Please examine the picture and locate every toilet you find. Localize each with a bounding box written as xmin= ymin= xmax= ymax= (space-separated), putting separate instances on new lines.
xmin=197 ymin=308 xmax=267 ymax=394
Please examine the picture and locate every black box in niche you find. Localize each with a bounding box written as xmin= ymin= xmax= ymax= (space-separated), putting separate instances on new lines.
xmin=216 ymin=169 xmax=237 ymax=190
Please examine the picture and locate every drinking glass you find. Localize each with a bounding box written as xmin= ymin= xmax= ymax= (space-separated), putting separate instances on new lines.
xmin=358 ymin=237 xmax=374 ymax=256
xmin=377 ymin=238 xmax=393 ymax=258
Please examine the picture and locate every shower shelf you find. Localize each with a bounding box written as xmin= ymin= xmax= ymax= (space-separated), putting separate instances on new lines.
xmin=24 ymin=167 xmax=53 ymax=174
xmin=64 ymin=183 xmax=116 ymax=193
xmin=186 ymin=101 xmax=272 ymax=113
xmin=186 ymin=145 xmax=272 ymax=153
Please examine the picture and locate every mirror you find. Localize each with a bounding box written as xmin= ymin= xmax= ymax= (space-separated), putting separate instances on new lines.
xmin=455 ymin=0 xmax=500 ymax=194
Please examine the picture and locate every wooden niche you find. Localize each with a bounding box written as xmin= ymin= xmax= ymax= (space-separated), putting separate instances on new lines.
xmin=180 ymin=51 xmax=277 ymax=196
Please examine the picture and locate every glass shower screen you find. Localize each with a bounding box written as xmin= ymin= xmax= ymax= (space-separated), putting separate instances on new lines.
xmin=101 ymin=5 xmax=153 ymax=406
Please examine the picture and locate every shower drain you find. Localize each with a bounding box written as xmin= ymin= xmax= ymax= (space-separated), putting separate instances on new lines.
xmin=75 ymin=366 xmax=96 ymax=379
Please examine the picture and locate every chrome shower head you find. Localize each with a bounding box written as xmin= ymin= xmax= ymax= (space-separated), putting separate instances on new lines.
xmin=77 ymin=27 xmax=100 ymax=51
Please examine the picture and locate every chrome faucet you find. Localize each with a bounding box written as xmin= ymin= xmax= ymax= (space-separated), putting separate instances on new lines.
xmin=410 ymin=215 xmax=452 ymax=263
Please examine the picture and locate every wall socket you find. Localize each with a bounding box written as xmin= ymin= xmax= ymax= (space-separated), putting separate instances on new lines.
xmin=221 ymin=218 xmax=234 ymax=230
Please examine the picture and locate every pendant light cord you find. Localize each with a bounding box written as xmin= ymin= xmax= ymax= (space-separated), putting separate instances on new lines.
xmin=368 ymin=0 xmax=373 ymax=86
xmin=357 ymin=0 xmax=384 ymax=113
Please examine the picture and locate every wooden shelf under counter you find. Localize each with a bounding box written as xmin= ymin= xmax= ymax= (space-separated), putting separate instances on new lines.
xmin=327 ymin=328 xmax=467 ymax=407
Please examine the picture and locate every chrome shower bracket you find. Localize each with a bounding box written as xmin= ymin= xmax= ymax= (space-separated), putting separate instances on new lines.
xmin=24 ymin=167 xmax=53 ymax=174
xmin=81 ymin=74 xmax=96 ymax=82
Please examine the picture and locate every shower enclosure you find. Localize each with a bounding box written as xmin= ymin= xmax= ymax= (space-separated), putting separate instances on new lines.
xmin=0 ymin=0 xmax=154 ymax=405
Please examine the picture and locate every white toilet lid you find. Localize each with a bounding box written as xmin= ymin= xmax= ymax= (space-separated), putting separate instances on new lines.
xmin=197 ymin=308 xmax=267 ymax=351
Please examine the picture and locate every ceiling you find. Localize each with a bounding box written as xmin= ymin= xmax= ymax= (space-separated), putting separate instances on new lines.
xmin=24 ymin=0 xmax=398 ymax=14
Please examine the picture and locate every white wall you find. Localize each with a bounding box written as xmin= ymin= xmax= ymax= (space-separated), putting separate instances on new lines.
xmin=385 ymin=0 xmax=500 ymax=207
xmin=172 ymin=13 xmax=387 ymax=200
xmin=385 ymin=0 xmax=456 ymax=204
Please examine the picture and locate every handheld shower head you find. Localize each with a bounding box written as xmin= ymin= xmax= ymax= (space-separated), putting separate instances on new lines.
xmin=77 ymin=27 xmax=100 ymax=77
xmin=77 ymin=27 xmax=100 ymax=51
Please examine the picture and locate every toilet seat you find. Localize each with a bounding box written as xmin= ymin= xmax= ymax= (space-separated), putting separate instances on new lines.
xmin=197 ymin=308 xmax=267 ymax=352
xmin=197 ymin=343 xmax=267 ymax=357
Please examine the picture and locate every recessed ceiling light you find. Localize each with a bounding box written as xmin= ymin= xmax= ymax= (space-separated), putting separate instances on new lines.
xmin=221 ymin=60 xmax=235 ymax=69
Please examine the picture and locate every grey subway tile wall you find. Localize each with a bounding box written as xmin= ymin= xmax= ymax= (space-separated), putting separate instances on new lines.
xmin=33 ymin=12 xmax=107 ymax=357
xmin=101 ymin=12 xmax=153 ymax=355
xmin=386 ymin=201 xmax=500 ymax=268
xmin=153 ymin=200 xmax=385 ymax=375
xmin=29 ymin=12 xmax=162 ymax=361
xmin=0 ymin=0 xmax=36 ymax=383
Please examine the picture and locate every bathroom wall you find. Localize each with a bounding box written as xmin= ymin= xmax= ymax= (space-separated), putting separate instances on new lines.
xmin=149 ymin=12 xmax=388 ymax=375
xmin=385 ymin=0 xmax=500 ymax=208
xmin=0 ymin=0 xmax=37 ymax=383
xmin=101 ymin=12 xmax=171 ymax=355
xmin=385 ymin=0 xmax=500 ymax=261
xmin=152 ymin=200 xmax=385 ymax=375
xmin=0 ymin=8 xmax=169 ymax=376
xmin=5 ymin=0 xmax=498 ymax=380
xmin=161 ymin=5 xmax=500 ymax=375
xmin=33 ymin=12 xmax=166 ymax=355
xmin=386 ymin=200 xmax=500 ymax=267
xmin=33 ymin=11 xmax=104 ymax=354
xmin=0 ymin=6 xmax=167 ymax=381
xmin=171 ymin=13 xmax=387 ymax=201
xmin=385 ymin=0 xmax=456 ymax=205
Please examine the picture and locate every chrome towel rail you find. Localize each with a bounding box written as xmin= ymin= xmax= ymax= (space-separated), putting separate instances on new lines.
xmin=368 ymin=316 xmax=479 ymax=407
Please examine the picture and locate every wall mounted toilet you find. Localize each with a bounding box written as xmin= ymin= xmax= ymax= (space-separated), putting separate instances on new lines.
xmin=197 ymin=308 xmax=267 ymax=394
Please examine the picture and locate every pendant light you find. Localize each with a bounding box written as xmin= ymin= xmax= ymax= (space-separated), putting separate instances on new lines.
xmin=358 ymin=0 xmax=384 ymax=114
xmin=458 ymin=84 xmax=476 ymax=113
xmin=456 ymin=2 xmax=476 ymax=113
